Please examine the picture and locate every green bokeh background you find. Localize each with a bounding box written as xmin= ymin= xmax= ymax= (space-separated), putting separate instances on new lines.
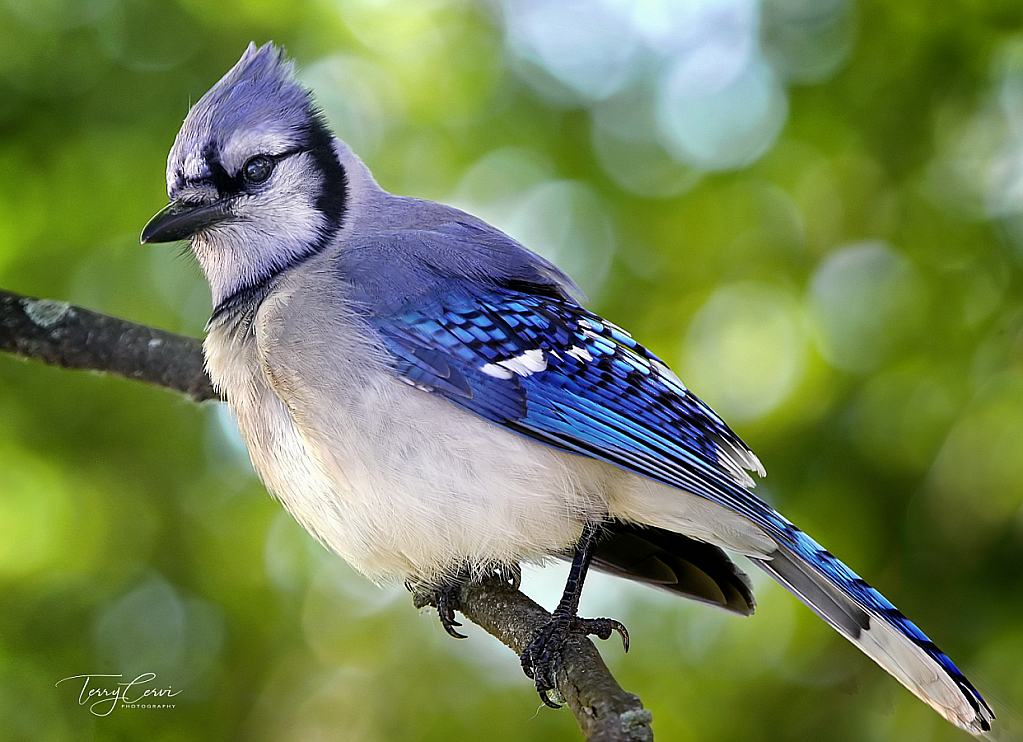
xmin=1 ymin=1 xmax=1021 ymax=740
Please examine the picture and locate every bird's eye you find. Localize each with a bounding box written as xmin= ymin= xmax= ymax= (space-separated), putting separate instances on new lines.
xmin=242 ymin=155 xmax=274 ymax=184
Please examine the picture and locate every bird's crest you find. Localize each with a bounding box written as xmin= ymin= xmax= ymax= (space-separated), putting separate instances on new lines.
xmin=165 ymin=42 xmax=317 ymax=197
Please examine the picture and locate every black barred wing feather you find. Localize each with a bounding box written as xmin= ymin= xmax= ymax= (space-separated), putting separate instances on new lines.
xmin=375 ymin=288 xmax=765 ymax=498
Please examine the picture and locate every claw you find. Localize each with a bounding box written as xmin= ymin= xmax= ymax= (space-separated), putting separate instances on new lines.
xmin=539 ymin=688 xmax=563 ymax=709
xmin=407 ymin=578 xmax=468 ymax=639
xmin=590 ymin=618 xmax=629 ymax=651
xmin=520 ymin=614 xmax=630 ymax=706
xmin=435 ymin=584 xmax=467 ymax=639
xmin=500 ymin=563 xmax=522 ymax=591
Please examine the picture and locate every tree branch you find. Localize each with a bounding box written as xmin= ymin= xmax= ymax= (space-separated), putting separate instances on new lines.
xmin=0 ymin=289 xmax=217 ymax=403
xmin=455 ymin=576 xmax=651 ymax=742
xmin=0 ymin=287 xmax=652 ymax=742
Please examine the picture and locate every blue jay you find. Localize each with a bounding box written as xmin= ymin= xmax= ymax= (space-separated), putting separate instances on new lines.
xmin=141 ymin=43 xmax=993 ymax=735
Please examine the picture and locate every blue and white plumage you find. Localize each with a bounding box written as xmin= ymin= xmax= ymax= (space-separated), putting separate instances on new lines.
xmin=141 ymin=43 xmax=994 ymax=735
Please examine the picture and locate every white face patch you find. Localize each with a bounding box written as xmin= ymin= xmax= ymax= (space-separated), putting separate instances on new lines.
xmin=181 ymin=150 xmax=210 ymax=183
xmin=186 ymin=153 xmax=328 ymax=307
xmin=481 ymin=348 xmax=548 ymax=378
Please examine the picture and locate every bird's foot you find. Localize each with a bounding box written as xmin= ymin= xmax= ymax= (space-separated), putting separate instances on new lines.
xmin=408 ymin=579 xmax=467 ymax=639
xmin=520 ymin=613 xmax=629 ymax=708
xmin=409 ymin=565 xmax=520 ymax=640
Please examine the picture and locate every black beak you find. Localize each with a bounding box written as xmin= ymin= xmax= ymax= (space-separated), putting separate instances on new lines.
xmin=140 ymin=199 xmax=231 ymax=244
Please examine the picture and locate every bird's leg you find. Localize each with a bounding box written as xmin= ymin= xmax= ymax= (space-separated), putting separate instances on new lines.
xmin=520 ymin=521 xmax=630 ymax=708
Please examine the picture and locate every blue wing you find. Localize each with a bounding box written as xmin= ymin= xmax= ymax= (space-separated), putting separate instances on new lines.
xmin=376 ymin=286 xmax=764 ymax=490
xmin=371 ymin=283 xmax=993 ymax=734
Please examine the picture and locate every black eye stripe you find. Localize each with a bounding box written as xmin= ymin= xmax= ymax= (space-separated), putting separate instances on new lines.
xmin=250 ymin=148 xmax=304 ymax=170
xmin=197 ymin=146 xmax=309 ymax=197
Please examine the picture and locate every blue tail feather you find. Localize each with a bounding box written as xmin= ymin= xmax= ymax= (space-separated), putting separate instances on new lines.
xmin=752 ymin=525 xmax=993 ymax=735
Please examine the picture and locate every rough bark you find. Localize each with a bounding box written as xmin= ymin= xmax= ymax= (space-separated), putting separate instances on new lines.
xmin=1 ymin=289 xmax=217 ymax=402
